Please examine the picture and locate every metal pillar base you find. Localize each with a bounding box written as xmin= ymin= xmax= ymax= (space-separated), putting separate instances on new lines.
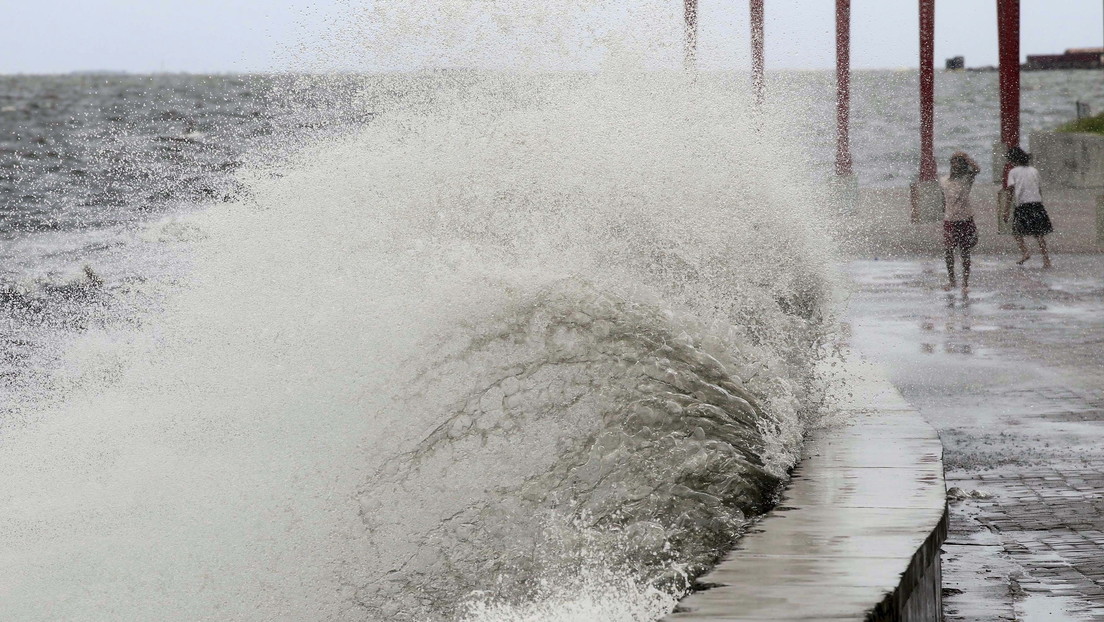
xmin=992 ymin=142 xmax=1009 ymax=184
xmin=830 ymin=173 xmax=859 ymax=214
xmin=997 ymin=187 xmax=1014 ymax=235
xmin=910 ymin=179 xmax=943 ymax=223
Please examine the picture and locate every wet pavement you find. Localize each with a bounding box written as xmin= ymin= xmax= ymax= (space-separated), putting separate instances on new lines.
xmin=665 ymin=355 xmax=947 ymax=621
xmin=845 ymin=254 xmax=1104 ymax=621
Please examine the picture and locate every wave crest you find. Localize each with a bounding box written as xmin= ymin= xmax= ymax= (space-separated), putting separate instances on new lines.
xmin=355 ymin=275 xmax=816 ymax=619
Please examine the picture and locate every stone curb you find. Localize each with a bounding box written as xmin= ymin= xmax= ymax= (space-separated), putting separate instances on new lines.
xmin=663 ymin=356 xmax=948 ymax=621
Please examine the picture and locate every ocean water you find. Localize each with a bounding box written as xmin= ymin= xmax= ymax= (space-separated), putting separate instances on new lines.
xmin=839 ymin=68 xmax=1104 ymax=185
xmin=1 ymin=70 xmax=836 ymax=621
xmin=1 ymin=47 xmax=1100 ymax=622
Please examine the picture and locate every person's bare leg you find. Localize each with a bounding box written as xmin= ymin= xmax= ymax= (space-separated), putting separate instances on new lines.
xmin=944 ymin=247 xmax=957 ymax=290
xmin=1038 ymin=236 xmax=1052 ymax=268
xmin=1015 ymin=235 xmax=1030 ymax=264
xmin=961 ymin=247 xmax=971 ymax=292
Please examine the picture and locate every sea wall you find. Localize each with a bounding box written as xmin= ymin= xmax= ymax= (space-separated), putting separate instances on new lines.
xmin=1095 ymin=195 xmax=1104 ymax=247
xmin=1030 ymin=130 xmax=1104 ymax=189
xmin=663 ymin=356 xmax=947 ymax=621
xmin=1098 ymin=195 xmax=1104 ymax=246
xmin=836 ymin=185 xmax=1103 ymax=256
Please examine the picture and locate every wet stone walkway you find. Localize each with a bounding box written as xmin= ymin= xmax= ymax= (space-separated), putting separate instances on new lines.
xmin=845 ymin=255 xmax=1104 ymax=621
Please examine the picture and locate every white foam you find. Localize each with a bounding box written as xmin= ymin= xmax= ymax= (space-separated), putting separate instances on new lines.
xmin=1 ymin=70 xmax=839 ymax=621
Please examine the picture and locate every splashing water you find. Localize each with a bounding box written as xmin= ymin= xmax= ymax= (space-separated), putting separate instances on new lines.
xmin=460 ymin=565 xmax=681 ymax=622
xmin=0 ymin=9 xmax=841 ymax=621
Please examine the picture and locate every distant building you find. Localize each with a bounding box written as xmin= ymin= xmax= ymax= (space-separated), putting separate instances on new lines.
xmin=1024 ymin=47 xmax=1104 ymax=71
xmin=945 ymin=56 xmax=965 ymax=70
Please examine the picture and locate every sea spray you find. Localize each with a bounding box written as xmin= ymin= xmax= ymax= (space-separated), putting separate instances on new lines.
xmin=1 ymin=71 xmax=838 ymax=621
xmin=319 ymin=0 xmax=685 ymax=72
xmin=460 ymin=564 xmax=681 ymax=622
xmin=356 ymin=280 xmax=801 ymax=619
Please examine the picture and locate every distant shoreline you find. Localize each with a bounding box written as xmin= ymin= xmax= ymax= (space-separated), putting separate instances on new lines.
xmin=2 ymin=66 xmax=1091 ymax=77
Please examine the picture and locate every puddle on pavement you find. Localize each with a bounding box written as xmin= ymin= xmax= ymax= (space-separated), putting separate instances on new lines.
xmin=846 ymin=255 xmax=1104 ymax=621
xmin=1017 ymin=591 xmax=1085 ymax=621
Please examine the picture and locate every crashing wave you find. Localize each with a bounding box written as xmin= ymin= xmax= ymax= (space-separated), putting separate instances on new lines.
xmin=0 ymin=71 xmax=837 ymax=622
xmin=357 ymin=276 xmax=820 ymax=619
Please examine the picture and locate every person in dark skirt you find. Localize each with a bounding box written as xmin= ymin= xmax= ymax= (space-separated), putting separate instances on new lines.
xmin=940 ymin=151 xmax=980 ymax=292
xmin=1004 ymin=146 xmax=1053 ymax=268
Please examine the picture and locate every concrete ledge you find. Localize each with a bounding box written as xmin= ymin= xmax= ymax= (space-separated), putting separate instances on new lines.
xmin=909 ymin=179 xmax=944 ymax=223
xmin=1097 ymin=195 xmax=1104 ymax=247
xmin=664 ymin=357 xmax=947 ymax=621
xmin=1031 ymin=130 xmax=1104 ymax=189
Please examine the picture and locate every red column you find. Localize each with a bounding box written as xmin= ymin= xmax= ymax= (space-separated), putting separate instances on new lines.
xmin=835 ymin=0 xmax=853 ymax=176
xmin=997 ymin=0 xmax=1021 ymax=179
xmin=919 ymin=0 xmax=937 ymax=182
xmin=751 ymin=0 xmax=765 ymax=103
xmin=684 ymin=0 xmax=698 ymax=69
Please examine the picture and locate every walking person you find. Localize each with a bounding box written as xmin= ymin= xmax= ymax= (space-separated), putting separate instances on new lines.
xmin=941 ymin=151 xmax=981 ymax=292
xmin=1004 ymin=146 xmax=1053 ymax=268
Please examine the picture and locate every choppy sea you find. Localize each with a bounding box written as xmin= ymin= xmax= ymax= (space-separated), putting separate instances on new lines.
xmin=0 ymin=68 xmax=1099 ymax=621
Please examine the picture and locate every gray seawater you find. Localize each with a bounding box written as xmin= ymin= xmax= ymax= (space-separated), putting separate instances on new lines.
xmin=1 ymin=70 xmax=835 ymax=621
xmin=5 ymin=69 xmax=1101 ymax=229
xmin=0 ymin=73 xmax=367 ymax=402
xmin=0 ymin=68 xmax=1098 ymax=621
xmin=4 ymin=68 xmax=1098 ymax=388
xmin=4 ymin=69 xmax=1100 ymax=236
xmin=838 ymin=68 xmax=1104 ymax=185
xmin=0 ymin=73 xmax=381 ymax=236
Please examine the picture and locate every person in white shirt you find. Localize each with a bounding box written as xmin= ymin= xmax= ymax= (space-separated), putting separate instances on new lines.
xmin=940 ymin=151 xmax=981 ymax=292
xmin=1004 ymin=146 xmax=1053 ymax=268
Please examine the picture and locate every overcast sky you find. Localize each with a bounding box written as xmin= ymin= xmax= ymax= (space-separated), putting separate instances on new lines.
xmin=3 ymin=0 xmax=1102 ymax=73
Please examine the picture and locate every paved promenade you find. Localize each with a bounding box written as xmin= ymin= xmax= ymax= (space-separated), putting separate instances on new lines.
xmin=845 ymin=254 xmax=1104 ymax=621
xmin=664 ymin=355 xmax=946 ymax=621
xmin=845 ymin=186 xmax=1103 ymax=255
